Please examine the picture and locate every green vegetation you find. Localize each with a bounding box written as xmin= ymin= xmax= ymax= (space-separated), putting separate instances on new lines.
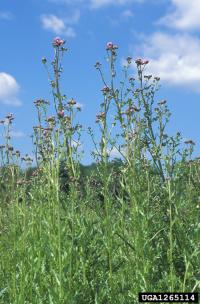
xmin=0 ymin=38 xmax=199 ymax=303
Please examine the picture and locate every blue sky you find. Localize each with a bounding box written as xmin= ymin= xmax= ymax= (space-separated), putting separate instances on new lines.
xmin=1 ymin=0 xmax=200 ymax=164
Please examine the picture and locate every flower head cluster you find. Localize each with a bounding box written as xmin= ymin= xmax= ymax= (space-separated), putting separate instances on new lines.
xmin=144 ymin=74 xmax=152 ymax=80
xmin=96 ymin=112 xmax=106 ymax=123
xmin=57 ymin=110 xmax=65 ymax=118
xmin=106 ymin=42 xmax=118 ymax=51
xmin=101 ymin=86 xmax=110 ymax=95
xmin=5 ymin=113 xmax=14 ymax=123
xmin=135 ymin=58 xmax=149 ymax=66
xmin=46 ymin=116 xmax=56 ymax=124
xmin=21 ymin=155 xmax=33 ymax=163
xmin=34 ymin=99 xmax=49 ymax=107
xmin=53 ymin=37 xmax=65 ymax=47
xmin=125 ymin=105 xmax=140 ymax=115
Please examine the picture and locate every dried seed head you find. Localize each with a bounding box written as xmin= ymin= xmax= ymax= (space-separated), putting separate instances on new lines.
xmin=144 ymin=75 xmax=152 ymax=80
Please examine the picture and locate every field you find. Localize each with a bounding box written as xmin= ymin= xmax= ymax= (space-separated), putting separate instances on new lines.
xmin=0 ymin=38 xmax=199 ymax=303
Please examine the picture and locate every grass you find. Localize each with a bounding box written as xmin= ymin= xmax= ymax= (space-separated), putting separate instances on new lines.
xmin=0 ymin=38 xmax=199 ymax=303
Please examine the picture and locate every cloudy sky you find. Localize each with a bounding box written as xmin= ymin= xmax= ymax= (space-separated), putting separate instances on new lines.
xmin=1 ymin=0 xmax=200 ymax=163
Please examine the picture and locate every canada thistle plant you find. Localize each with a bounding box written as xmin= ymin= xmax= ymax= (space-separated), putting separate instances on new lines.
xmin=33 ymin=37 xmax=82 ymax=183
xmin=0 ymin=38 xmax=199 ymax=303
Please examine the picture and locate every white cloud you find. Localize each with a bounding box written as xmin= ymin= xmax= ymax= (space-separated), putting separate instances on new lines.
xmin=121 ymin=9 xmax=133 ymax=18
xmin=158 ymin=0 xmax=200 ymax=31
xmin=133 ymin=32 xmax=200 ymax=92
xmin=0 ymin=11 xmax=13 ymax=20
xmin=41 ymin=14 xmax=76 ymax=37
xmin=65 ymin=10 xmax=80 ymax=24
xmin=0 ymin=73 xmax=22 ymax=106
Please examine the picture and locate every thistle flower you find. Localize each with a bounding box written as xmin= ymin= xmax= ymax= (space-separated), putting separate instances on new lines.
xmin=57 ymin=110 xmax=65 ymax=118
xmin=106 ymin=42 xmax=118 ymax=51
xmin=106 ymin=42 xmax=113 ymax=50
xmin=96 ymin=112 xmax=106 ymax=121
xmin=135 ymin=58 xmax=149 ymax=66
xmin=101 ymin=86 xmax=110 ymax=94
xmin=158 ymin=100 xmax=167 ymax=105
xmin=53 ymin=37 xmax=65 ymax=47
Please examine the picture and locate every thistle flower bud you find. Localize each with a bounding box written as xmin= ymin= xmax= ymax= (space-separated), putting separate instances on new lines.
xmin=126 ymin=56 xmax=132 ymax=64
xmin=68 ymin=99 xmax=76 ymax=106
xmin=158 ymin=100 xmax=167 ymax=105
xmin=94 ymin=62 xmax=101 ymax=69
xmin=42 ymin=57 xmax=47 ymax=64
xmin=184 ymin=140 xmax=195 ymax=145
